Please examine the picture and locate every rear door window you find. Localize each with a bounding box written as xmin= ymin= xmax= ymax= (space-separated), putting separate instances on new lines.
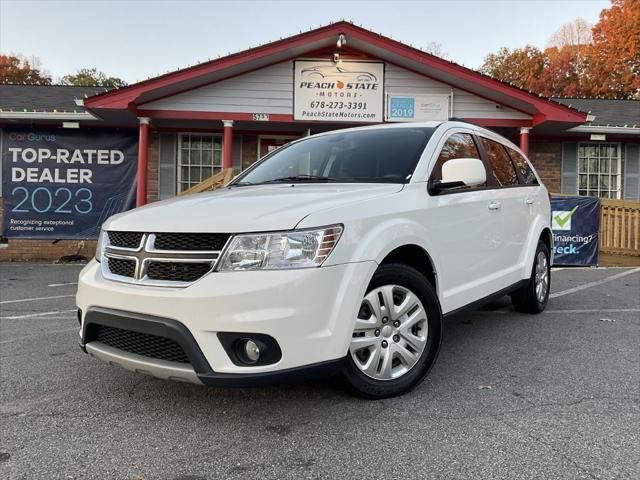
xmin=506 ymin=146 xmax=539 ymax=185
xmin=479 ymin=137 xmax=519 ymax=187
xmin=430 ymin=133 xmax=484 ymax=186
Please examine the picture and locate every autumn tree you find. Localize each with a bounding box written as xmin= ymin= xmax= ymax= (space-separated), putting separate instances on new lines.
xmin=0 ymin=54 xmax=51 ymax=85
xmin=479 ymin=0 xmax=640 ymax=99
xmin=60 ymin=68 xmax=127 ymax=88
xmin=547 ymin=18 xmax=592 ymax=48
xmin=589 ymin=0 xmax=640 ymax=99
xmin=479 ymin=45 xmax=545 ymax=91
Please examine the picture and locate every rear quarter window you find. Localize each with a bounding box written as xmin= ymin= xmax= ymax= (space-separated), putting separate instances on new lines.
xmin=479 ymin=137 xmax=519 ymax=187
xmin=506 ymin=146 xmax=539 ymax=185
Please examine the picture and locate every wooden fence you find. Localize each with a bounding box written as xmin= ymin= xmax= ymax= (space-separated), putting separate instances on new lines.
xmin=600 ymin=198 xmax=640 ymax=256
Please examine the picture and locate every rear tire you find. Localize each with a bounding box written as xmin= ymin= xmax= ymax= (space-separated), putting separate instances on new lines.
xmin=341 ymin=263 xmax=443 ymax=399
xmin=511 ymin=240 xmax=551 ymax=313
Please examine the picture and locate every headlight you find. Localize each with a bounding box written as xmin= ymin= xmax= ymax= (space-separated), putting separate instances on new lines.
xmin=95 ymin=229 xmax=105 ymax=262
xmin=217 ymin=225 xmax=343 ymax=271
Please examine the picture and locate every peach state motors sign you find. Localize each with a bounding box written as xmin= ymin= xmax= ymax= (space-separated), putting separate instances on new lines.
xmin=294 ymin=60 xmax=384 ymax=123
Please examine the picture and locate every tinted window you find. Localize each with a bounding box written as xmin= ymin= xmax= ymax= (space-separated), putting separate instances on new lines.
xmin=234 ymin=128 xmax=433 ymax=185
xmin=506 ymin=146 xmax=539 ymax=185
xmin=430 ymin=133 xmax=482 ymax=183
xmin=479 ymin=137 xmax=519 ymax=186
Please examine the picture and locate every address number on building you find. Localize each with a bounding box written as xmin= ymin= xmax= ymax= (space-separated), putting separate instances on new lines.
xmin=252 ymin=113 xmax=270 ymax=121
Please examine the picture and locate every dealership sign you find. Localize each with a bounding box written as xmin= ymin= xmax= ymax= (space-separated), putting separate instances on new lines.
xmin=294 ymin=60 xmax=384 ymax=122
xmin=551 ymin=196 xmax=600 ymax=266
xmin=386 ymin=94 xmax=450 ymax=122
xmin=2 ymin=129 xmax=137 ymax=239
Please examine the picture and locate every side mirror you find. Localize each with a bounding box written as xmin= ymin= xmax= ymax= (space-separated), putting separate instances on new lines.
xmin=429 ymin=158 xmax=487 ymax=194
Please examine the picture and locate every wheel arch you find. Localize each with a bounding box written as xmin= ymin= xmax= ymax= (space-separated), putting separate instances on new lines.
xmin=379 ymin=244 xmax=438 ymax=297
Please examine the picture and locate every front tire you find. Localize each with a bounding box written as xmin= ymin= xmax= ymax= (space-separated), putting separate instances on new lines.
xmin=341 ymin=264 xmax=443 ymax=399
xmin=511 ymin=240 xmax=551 ymax=313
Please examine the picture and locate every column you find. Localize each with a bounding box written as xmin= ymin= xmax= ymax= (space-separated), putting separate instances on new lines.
xmin=136 ymin=117 xmax=151 ymax=207
xmin=222 ymin=120 xmax=234 ymax=169
xmin=519 ymin=127 xmax=531 ymax=157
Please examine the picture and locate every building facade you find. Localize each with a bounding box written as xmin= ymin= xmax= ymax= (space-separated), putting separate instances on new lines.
xmin=1 ymin=22 xmax=639 ymax=261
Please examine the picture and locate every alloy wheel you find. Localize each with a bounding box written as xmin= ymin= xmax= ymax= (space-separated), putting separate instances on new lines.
xmin=350 ymin=285 xmax=428 ymax=381
xmin=535 ymin=251 xmax=549 ymax=304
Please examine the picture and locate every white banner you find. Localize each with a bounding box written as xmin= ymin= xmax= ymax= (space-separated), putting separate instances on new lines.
xmin=294 ymin=61 xmax=384 ymax=123
xmin=386 ymin=94 xmax=450 ymax=122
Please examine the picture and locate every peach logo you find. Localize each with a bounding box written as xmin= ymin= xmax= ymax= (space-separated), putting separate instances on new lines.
xmin=336 ymin=81 xmax=345 ymax=89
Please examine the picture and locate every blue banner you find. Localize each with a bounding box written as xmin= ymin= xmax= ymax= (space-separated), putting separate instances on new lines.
xmin=551 ymin=196 xmax=600 ymax=266
xmin=2 ymin=128 xmax=137 ymax=239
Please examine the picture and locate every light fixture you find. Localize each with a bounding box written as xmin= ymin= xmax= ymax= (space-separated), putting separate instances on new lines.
xmin=337 ymin=33 xmax=346 ymax=48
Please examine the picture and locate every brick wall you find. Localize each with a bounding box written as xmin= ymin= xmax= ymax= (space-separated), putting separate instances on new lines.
xmin=0 ymin=137 xmax=162 ymax=262
xmin=242 ymin=136 xmax=258 ymax=170
xmin=529 ymin=141 xmax=562 ymax=194
xmin=0 ymin=197 xmax=97 ymax=261
xmin=147 ymin=133 xmax=160 ymax=203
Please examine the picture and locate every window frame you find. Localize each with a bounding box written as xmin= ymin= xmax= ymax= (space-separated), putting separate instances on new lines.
xmin=504 ymin=145 xmax=539 ymax=187
xmin=176 ymin=132 xmax=224 ymax=193
xmin=576 ymin=142 xmax=622 ymax=199
xmin=426 ymin=129 xmax=491 ymax=196
xmin=476 ymin=135 xmax=521 ymax=189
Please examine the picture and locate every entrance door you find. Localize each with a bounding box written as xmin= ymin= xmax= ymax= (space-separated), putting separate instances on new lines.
xmin=258 ymin=136 xmax=298 ymax=159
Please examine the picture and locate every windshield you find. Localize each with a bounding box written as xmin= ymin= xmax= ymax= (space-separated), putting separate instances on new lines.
xmin=233 ymin=127 xmax=434 ymax=186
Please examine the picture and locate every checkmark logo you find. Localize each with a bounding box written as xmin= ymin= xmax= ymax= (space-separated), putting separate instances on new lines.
xmin=552 ymin=206 xmax=578 ymax=231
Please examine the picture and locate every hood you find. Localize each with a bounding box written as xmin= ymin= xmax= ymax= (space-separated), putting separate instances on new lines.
xmin=103 ymin=183 xmax=403 ymax=233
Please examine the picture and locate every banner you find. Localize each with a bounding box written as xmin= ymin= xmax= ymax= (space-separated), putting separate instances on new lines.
xmin=386 ymin=94 xmax=450 ymax=122
xmin=551 ymin=196 xmax=600 ymax=266
xmin=2 ymin=129 xmax=137 ymax=239
xmin=294 ymin=60 xmax=384 ymax=123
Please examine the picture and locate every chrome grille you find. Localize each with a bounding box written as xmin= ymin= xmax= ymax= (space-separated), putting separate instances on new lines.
xmin=92 ymin=325 xmax=190 ymax=364
xmin=101 ymin=231 xmax=230 ymax=287
xmin=154 ymin=233 xmax=230 ymax=251
xmin=147 ymin=261 xmax=214 ymax=282
xmin=107 ymin=231 xmax=143 ymax=249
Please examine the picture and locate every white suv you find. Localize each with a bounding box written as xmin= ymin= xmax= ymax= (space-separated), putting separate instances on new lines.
xmin=77 ymin=121 xmax=552 ymax=398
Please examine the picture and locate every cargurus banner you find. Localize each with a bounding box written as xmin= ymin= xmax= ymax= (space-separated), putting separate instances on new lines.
xmin=551 ymin=196 xmax=600 ymax=266
xmin=2 ymin=129 xmax=137 ymax=239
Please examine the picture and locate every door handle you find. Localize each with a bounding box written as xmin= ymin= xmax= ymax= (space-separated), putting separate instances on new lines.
xmin=525 ymin=198 xmax=534 ymax=205
xmin=488 ymin=201 xmax=502 ymax=210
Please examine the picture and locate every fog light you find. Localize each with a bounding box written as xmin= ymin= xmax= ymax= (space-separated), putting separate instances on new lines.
xmin=243 ymin=339 xmax=260 ymax=363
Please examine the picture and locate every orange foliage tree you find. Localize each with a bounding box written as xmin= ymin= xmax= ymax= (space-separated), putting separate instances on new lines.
xmin=0 ymin=55 xmax=51 ymax=85
xmin=479 ymin=0 xmax=640 ymax=99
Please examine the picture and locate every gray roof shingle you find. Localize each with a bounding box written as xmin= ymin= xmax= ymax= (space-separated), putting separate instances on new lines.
xmin=553 ymin=98 xmax=640 ymax=127
xmin=0 ymin=85 xmax=112 ymax=113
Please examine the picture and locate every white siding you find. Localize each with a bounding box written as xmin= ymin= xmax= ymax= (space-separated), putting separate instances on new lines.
xmin=142 ymin=62 xmax=294 ymax=113
xmin=142 ymin=60 xmax=531 ymax=121
xmin=384 ymin=64 xmax=530 ymax=120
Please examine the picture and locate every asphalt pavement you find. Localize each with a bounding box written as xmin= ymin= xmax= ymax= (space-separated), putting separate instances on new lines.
xmin=1 ymin=263 xmax=639 ymax=480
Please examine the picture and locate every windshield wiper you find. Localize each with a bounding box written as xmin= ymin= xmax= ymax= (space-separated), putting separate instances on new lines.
xmin=260 ymin=175 xmax=339 ymax=184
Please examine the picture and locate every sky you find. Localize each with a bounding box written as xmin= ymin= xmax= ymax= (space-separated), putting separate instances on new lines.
xmin=0 ymin=0 xmax=609 ymax=83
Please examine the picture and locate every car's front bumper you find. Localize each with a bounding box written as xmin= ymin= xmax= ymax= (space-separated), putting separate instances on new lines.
xmin=77 ymin=259 xmax=377 ymax=385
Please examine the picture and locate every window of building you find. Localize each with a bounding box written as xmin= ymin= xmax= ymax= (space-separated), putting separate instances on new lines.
xmin=177 ymin=134 xmax=223 ymax=192
xmin=479 ymin=137 xmax=519 ymax=186
xmin=430 ymin=133 xmax=483 ymax=184
xmin=506 ymin=146 xmax=539 ymax=185
xmin=577 ymin=143 xmax=621 ymax=199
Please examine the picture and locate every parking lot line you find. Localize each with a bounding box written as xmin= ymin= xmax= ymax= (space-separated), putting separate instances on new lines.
xmin=542 ymin=308 xmax=640 ymax=314
xmin=0 ymin=326 xmax=78 ymax=344
xmin=48 ymin=282 xmax=78 ymax=287
xmin=1 ymin=309 xmax=77 ymax=320
xmin=0 ymin=294 xmax=75 ymax=305
xmin=549 ymin=267 xmax=640 ymax=299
